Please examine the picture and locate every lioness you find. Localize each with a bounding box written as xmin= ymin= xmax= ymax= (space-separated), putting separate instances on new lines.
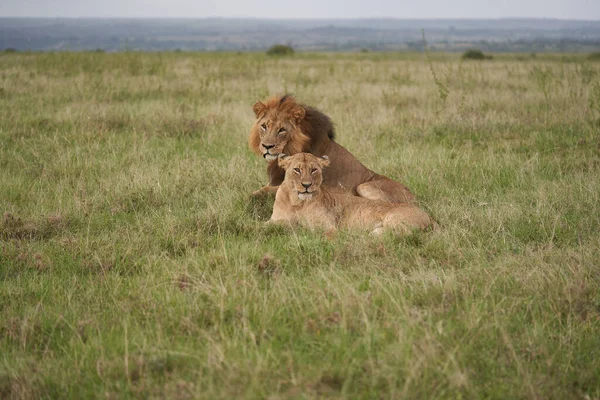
xmin=269 ymin=153 xmax=433 ymax=234
xmin=249 ymin=95 xmax=415 ymax=203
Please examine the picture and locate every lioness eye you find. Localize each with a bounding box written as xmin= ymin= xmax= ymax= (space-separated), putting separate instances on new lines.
xmin=278 ymin=128 xmax=286 ymax=134
xmin=293 ymin=168 xmax=301 ymax=174
xmin=261 ymin=124 xmax=267 ymax=130
xmin=311 ymin=168 xmax=317 ymax=174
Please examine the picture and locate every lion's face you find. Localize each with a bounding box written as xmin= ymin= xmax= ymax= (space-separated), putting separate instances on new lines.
xmin=278 ymin=153 xmax=330 ymax=200
xmin=250 ymin=96 xmax=309 ymax=161
xmin=254 ymin=116 xmax=297 ymax=161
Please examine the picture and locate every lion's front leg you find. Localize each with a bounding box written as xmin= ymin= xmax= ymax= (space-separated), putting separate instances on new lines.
xmin=356 ymin=178 xmax=415 ymax=204
xmin=251 ymin=185 xmax=279 ymax=198
xmin=252 ymin=160 xmax=285 ymax=197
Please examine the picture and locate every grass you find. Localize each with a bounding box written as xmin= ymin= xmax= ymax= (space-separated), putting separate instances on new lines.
xmin=1 ymin=51 xmax=600 ymax=399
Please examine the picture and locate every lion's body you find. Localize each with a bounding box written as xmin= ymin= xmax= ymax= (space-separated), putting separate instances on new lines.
xmin=249 ymin=95 xmax=414 ymax=203
xmin=270 ymin=153 xmax=433 ymax=234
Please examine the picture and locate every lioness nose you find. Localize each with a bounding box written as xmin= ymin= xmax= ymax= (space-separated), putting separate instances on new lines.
xmin=302 ymin=182 xmax=311 ymax=189
xmin=262 ymin=144 xmax=275 ymax=150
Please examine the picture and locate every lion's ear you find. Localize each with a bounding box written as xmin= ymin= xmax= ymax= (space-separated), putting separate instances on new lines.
xmin=252 ymin=101 xmax=267 ymax=118
xmin=319 ymin=155 xmax=330 ymax=168
xmin=278 ymin=154 xmax=291 ymax=169
xmin=291 ymin=106 xmax=306 ymax=122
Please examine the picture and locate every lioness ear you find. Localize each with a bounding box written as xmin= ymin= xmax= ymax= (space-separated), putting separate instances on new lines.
xmin=319 ymin=155 xmax=330 ymax=167
xmin=291 ymin=106 xmax=306 ymax=122
xmin=252 ymin=101 xmax=267 ymax=118
xmin=278 ymin=154 xmax=291 ymax=169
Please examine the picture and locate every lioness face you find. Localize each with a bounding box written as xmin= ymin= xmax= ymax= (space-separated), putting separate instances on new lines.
xmin=278 ymin=153 xmax=330 ymax=200
xmin=251 ymin=96 xmax=307 ymax=161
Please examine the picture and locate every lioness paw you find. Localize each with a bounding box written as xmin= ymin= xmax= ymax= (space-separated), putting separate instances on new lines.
xmin=371 ymin=227 xmax=385 ymax=236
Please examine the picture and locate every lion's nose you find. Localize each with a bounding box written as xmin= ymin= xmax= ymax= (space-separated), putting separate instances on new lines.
xmin=262 ymin=144 xmax=275 ymax=150
xmin=301 ymin=182 xmax=311 ymax=189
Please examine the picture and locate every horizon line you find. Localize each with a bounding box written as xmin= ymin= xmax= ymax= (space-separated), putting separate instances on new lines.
xmin=1 ymin=16 xmax=599 ymax=22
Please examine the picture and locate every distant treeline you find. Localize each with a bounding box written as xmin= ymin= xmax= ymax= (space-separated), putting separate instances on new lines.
xmin=2 ymin=17 xmax=600 ymax=52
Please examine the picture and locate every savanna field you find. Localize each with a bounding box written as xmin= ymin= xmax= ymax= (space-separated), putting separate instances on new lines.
xmin=1 ymin=51 xmax=600 ymax=399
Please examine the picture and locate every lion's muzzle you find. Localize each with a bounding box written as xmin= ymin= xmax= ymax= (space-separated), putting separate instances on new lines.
xmin=263 ymin=153 xmax=278 ymax=161
xmin=262 ymin=144 xmax=279 ymax=161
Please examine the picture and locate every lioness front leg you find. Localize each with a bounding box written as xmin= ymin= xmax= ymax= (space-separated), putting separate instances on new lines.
xmin=356 ymin=178 xmax=415 ymax=204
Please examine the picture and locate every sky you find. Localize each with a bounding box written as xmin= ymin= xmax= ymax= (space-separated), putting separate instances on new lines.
xmin=1 ymin=0 xmax=599 ymax=20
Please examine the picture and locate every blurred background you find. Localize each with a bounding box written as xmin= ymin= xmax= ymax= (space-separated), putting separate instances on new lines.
xmin=1 ymin=0 xmax=599 ymax=52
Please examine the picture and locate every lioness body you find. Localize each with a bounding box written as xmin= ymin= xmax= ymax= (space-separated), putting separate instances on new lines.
xmin=270 ymin=153 xmax=433 ymax=234
xmin=250 ymin=95 xmax=414 ymax=203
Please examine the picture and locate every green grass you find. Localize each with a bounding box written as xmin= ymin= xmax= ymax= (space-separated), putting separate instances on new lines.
xmin=1 ymin=51 xmax=600 ymax=399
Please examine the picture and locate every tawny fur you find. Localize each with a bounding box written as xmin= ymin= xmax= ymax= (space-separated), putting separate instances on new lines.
xmin=270 ymin=153 xmax=433 ymax=234
xmin=249 ymin=95 xmax=415 ymax=203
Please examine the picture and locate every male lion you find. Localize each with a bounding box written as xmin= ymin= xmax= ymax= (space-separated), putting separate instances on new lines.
xmin=249 ymin=95 xmax=415 ymax=203
xmin=269 ymin=153 xmax=433 ymax=234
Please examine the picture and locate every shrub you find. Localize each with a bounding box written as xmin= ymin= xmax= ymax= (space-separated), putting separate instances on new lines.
xmin=3 ymin=48 xmax=17 ymax=53
xmin=266 ymin=44 xmax=294 ymax=56
xmin=462 ymin=49 xmax=492 ymax=60
xmin=588 ymin=52 xmax=600 ymax=61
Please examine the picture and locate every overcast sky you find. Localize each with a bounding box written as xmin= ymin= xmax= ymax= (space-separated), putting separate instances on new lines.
xmin=1 ymin=0 xmax=598 ymax=20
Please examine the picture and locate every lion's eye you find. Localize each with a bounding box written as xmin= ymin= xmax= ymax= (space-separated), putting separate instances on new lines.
xmin=293 ymin=168 xmax=301 ymax=174
xmin=278 ymin=128 xmax=286 ymax=134
xmin=261 ymin=124 xmax=267 ymax=131
xmin=310 ymin=168 xmax=317 ymax=174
